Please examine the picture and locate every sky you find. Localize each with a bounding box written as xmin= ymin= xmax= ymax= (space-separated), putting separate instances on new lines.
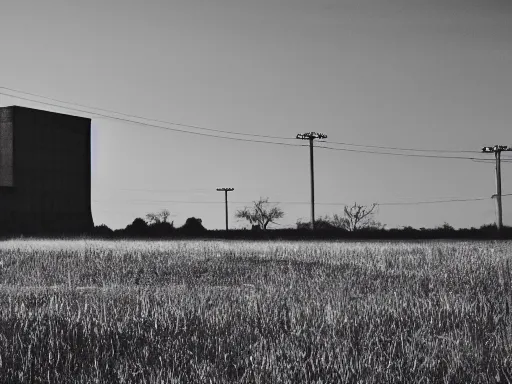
xmin=0 ymin=0 xmax=511 ymax=230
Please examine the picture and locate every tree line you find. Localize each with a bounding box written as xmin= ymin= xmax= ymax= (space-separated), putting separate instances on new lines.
xmin=89 ymin=197 xmax=511 ymax=240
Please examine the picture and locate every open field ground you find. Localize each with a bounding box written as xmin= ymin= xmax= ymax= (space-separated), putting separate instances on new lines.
xmin=0 ymin=240 xmax=511 ymax=383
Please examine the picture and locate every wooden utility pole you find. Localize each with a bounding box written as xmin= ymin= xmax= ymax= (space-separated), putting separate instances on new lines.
xmin=216 ymin=188 xmax=234 ymax=231
xmin=296 ymin=132 xmax=327 ymax=230
xmin=482 ymin=145 xmax=512 ymax=231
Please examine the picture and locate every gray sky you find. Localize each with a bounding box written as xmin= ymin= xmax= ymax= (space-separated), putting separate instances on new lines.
xmin=1 ymin=0 xmax=511 ymax=229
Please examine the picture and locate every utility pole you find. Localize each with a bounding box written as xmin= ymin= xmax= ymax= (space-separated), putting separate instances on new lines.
xmin=216 ymin=188 xmax=234 ymax=231
xmin=296 ymin=132 xmax=327 ymax=230
xmin=482 ymin=145 xmax=512 ymax=232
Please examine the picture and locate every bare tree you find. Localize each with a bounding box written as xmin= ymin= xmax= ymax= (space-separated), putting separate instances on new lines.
xmin=145 ymin=212 xmax=161 ymax=225
xmin=145 ymin=209 xmax=172 ymax=225
xmin=235 ymin=197 xmax=284 ymax=230
xmin=333 ymin=202 xmax=382 ymax=231
xmin=159 ymin=209 xmax=171 ymax=223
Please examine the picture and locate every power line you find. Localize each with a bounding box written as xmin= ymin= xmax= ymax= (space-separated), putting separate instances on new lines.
xmin=93 ymin=199 xmax=307 ymax=205
xmin=2 ymin=85 xmax=483 ymax=154
xmin=472 ymin=158 xmax=512 ymax=163
xmin=92 ymin=195 xmax=503 ymax=206
xmin=0 ymin=86 xmax=295 ymax=141
xmin=0 ymin=91 xmax=307 ymax=148
xmin=93 ymin=199 xmax=227 ymax=204
xmin=0 ymin=86 xmax=489 ymax=158
xmin=323 ymin=140 xmax=480 ymax=154
xmin=0 ymin=91 xmax=490 ymax=161
xmin=93 ymin=185 xmax=213 ymax=193
xmin=315 ymin=145 xmax=488 ymax=161
xmin=92 ymin=180 xmax=512 ymax=201
xmin=312 ymin=197 xmax=491 ymax=206
xmin=377 ymin=197 xmax=489 ymax=206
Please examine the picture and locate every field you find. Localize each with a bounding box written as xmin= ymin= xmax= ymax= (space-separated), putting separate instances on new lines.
xmin=0 ymin=239 xmax=511 ymax=383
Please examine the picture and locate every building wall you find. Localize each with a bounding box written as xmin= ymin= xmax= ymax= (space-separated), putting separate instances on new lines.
xmin=0 ymin=107 xmax=14 ymax=187
xmin=0 ymin=106 xmax=94 ymax=234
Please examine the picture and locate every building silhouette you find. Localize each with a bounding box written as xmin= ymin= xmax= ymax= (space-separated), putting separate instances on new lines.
xmin=0 ymin=106 xmax=94 ymax=234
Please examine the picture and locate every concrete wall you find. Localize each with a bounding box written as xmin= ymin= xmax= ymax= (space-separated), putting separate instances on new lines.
xmin=0 ymin=106 xmax=94 ymax=234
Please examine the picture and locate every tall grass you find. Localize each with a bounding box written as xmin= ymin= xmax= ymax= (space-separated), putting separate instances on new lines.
xmin=0 ymin=240 xmax=511 ymax=383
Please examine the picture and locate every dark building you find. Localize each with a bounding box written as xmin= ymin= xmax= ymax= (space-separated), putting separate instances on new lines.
xmin=0 ymin=106 xmax=94 ymax=235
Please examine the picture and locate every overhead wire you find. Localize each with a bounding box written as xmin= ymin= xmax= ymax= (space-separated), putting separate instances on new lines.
xmin=472 ymin=159 xmax=512 ymax=164
xmin=0 ymin=86 xmax=294 ymax=140
xmin=0 ymin=91 xmax=307 ymax=148
xmin=1 ymin=86 xmax=490 ymax=158
xmin=93 ymin=185 xmax=213 ymax=193
xmin=92 ymin=194 xmax=503 ymax=206
xmin=322 ymin=140 xmax=481 ymax=154
xmin=93 ymin=199 xmax=312 ymax=205
xmin=315 ymin=145 xmax=488 ymax=160
xmin=1 ymin=90 xmax=491 ymax=160
xmin=376 ymin=196 xmax=490 ymax=206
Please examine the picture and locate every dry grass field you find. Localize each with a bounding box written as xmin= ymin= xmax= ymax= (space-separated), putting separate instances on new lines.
xmin=0 ymin=239 xmax=511 ymax=383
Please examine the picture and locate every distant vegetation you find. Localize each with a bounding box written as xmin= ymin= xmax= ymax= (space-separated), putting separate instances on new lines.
xmin=88 ymin=202 xmax=509 ymax=240
xmin=0 ymin=201 xmax=509 ymax=239
xmin=95 ymin=212 xmax=207 ymax=238
xmin=87 ymin=201 xmax=510 ymax=240
xmin=89 ymin=222 xmax=512 ymax=240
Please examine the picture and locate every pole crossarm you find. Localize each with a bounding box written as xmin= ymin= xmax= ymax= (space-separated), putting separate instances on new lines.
xmin=216 ymin=188 xmax=234 ymax=192
xmin=482 ymin=145 xmax=512 ymax=153
xmin=296 ymin=132 xmax=328 ymax=140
